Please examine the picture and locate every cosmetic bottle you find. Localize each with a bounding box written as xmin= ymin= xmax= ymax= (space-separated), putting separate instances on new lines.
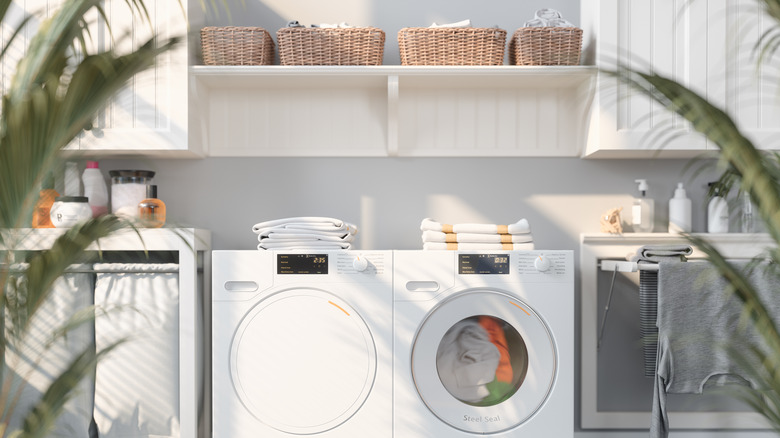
xmin=668 ymin=182 xmax=691 ymax=233
xmin=82 ymin=161 xmax=109 ymax=217
xmin=707 ymin=182 xmax=729 ymax=233
xmin=64 ymin=161 xmax=81 ymax=196
xmin=740 ymin=191 xmax=754 ymax=233
xmin=632 ymin=179 xmax=655 ymax=232
xmin=32 ymin=175 xmax=59 ymax=228
xmin=138 ymin=185 xmax=166 ymax=228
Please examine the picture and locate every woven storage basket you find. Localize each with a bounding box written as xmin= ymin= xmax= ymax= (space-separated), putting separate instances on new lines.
xmin=201 ymin=26 xmax=275 ymax=65
xmin=509 ymin=27 xmax=583 ymax=66
xmin=398 ymin=27 xmax=507 ymax=66
xmin=276 ymin=27 xmax=386 ymax=65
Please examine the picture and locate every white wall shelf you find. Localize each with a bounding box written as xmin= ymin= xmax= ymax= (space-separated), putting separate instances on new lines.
xmin=191 ymin=65 xmax=596 ymax=157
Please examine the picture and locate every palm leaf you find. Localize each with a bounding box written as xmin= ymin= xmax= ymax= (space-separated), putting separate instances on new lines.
xmin=607 ymin=44 xmax=780 ymax=427
xmin=0 ymin=0 xmax=182 ymax=435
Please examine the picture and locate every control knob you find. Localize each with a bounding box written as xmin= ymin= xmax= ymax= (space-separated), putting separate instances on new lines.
xmin=534 ymin=254 xmax=551 ymax=272
xmin=353 ymin=255 xmax=369 ymax=272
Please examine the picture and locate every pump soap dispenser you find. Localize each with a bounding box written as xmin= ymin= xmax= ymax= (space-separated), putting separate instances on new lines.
xmin=632 ymin=179 xmax=655 ymax=232
xmin=707 ymin=182 xmax=729 ymax=233
xmin=668 ymin=182 xmax=692 ymax=233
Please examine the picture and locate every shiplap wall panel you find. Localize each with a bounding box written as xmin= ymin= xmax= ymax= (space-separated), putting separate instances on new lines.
xmin=207 ymin=85 xmax=387 ymax=156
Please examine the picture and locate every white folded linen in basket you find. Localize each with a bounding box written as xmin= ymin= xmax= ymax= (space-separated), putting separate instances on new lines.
xmin=423 ymin=242 xmax=535 ymax=251
xmin=422 ymin=230 xmax=533 ymax=244
xmin=420 ymin=218 xmax=531 ymax=235
xmin=429 ymin=19 xmax=472 ymax=28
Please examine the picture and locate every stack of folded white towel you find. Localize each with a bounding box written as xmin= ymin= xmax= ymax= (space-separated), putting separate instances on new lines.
xmin=420 ymin=218 xmax=534 ymax=250
xmin=252 ymin=217 xmax=358 ymax=250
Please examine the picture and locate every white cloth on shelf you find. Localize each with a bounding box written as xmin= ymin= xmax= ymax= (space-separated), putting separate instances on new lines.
xmin=420 ymin=218 xmax=531 ymax=235
xmin=524 ymin=8 xmax=575 ymax=28
xmin=253 ymin=216 xmax=357 ymax=251
xmin=535 ymin=8 xmax=562 ymax=20
xmin=4 ymin=264 xmax=94 ymax=438
xmin=252 ymin=216 xmax=356 ymax=235
xmin=422 ymin=230 xmax=533 ymax=244
xmin=94 ymin=263 xmax=180 ymax=438
xmin=429 ymin=19 xmax=472 ymax=28
xmin=423 ymin=242 xmax=535 ymax=251
xmin=258 ymin=240 xmax=352 ymax=250
xmin=256 ymin=229 xmax=356 ymax=242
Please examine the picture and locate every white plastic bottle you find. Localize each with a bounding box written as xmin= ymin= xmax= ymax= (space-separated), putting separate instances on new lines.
xmin=82 ymin=161 xmax=109 ymax=217
xmin=632 ymin=179 xmax=655 ymax=232
xmin=668 ymin=182 xmax=691 ymax=233
xmin=707 ymin=182 xmax=729 ymax=233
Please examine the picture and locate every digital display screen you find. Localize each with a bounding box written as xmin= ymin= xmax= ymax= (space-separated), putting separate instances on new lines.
xmin=458 ymin=254 xmax=510 ymax=275
xmin=277 ymin=254 xmax=328 ymax=275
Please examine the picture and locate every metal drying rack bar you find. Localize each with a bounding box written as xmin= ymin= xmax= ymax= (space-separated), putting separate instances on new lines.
xmin=598 ymin=260 xmax=659 ymax=272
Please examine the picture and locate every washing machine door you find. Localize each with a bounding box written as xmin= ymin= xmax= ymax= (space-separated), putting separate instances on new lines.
xmin=230 ymin=287 xmax=377 ymax=434
xmin=411 ymin=289 xmax=556 ymax=434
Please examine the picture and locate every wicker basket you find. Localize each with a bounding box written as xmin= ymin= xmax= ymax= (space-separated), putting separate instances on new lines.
xmin=276 ymin=27 xmax=386 ymax=65
xmin=201 ymin=26 xmax=275 ymax=65
xmin=509 ymin=27 xmax=583 ymax=66
xmin=398 ymin=27 xmax=507 ymax=66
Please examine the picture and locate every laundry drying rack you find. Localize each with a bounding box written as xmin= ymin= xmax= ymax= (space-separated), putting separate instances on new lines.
xmin=580 ymin=232 xmax=773 ymax=431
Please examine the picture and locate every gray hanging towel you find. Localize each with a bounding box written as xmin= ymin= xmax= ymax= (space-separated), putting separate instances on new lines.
xmin=651 ymin=260 xmax=780 ymax=438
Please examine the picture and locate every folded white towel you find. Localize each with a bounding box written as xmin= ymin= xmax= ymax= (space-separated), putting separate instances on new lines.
xmin=259 ymin=232 xmax=356 ymax=243
xmin=317 ymin=22 xmax=355 ymax=28
xmin=547 ymin=17 xmax=574 ymax=27
xmin=252 ymin=217 xmax=357 ymax=235
xmin=523 ymin=18 xmax=548 ymax=27
xmin=258 ymin=240 xmax=352 ymax=250
xmin=420 ymin=218 xmax=531 ymax=235
xmin=422 ymin=230 xmax=533 ymax=244
xmin=429 ymin=19 xmax=472 ymax=28
xmin=535 ymin=8 xmax=562 ymax=20
xmin=423 ymin=242 xmax=535 ymax=251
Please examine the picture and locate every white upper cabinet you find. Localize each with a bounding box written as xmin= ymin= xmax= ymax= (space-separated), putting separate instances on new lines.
xmin=1 ymin=0 xmax=202 ymax=157
xmin=582 ymin=0 xmax=780 ymax=158
xmin=76 ymin=0 xmax=203 ymax=157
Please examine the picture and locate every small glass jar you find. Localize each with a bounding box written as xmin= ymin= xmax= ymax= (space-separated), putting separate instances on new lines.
xmin=50 ymin=196 xmax=92 ymax=228
xmin=109 ymin=170 xmax=155 ymax=218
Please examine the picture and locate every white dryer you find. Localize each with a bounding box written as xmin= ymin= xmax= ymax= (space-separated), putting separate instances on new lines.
xmin=393 ymin=250 xmax=574 ymax=437
xmin=212 ymin=250 xmax=393 ymax=438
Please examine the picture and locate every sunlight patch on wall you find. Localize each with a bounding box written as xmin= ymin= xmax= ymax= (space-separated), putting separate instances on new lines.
xmin=259 ymin=0 xmax=371 ymax=26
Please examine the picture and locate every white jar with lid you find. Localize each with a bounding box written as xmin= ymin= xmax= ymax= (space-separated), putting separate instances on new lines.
xmin=50 ymin=196 xmax=92 ymax=227
xmin=109 ymin=170 xmax=155 ymax=218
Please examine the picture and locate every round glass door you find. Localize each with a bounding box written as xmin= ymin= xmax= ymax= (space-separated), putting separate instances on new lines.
xmin=230 ymin=288 xmax=376 ymax=434
xmin=411 ymin=289 xmax=556 ymax=434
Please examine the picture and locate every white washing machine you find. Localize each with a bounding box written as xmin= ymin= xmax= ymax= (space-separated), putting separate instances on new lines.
xmin=393 ymin=250 xmax=574 ymax=437
xmin=212 ymin=250 xmax=393 ymax=438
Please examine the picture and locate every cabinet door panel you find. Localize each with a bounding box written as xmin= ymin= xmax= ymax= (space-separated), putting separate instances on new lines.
xmin=79 ymin=0 xmax=188 ymax=153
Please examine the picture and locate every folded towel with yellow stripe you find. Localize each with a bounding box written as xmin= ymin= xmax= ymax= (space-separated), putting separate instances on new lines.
xmin=420 ymin=218 xmax=534 ymax=250
xmin=252 ymin=216 xmax=358 ymax=250
xmin=423 ymin=242 xmax=535 ymax=251
xmin=420 ymin=218 xmax=531 ymax=235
